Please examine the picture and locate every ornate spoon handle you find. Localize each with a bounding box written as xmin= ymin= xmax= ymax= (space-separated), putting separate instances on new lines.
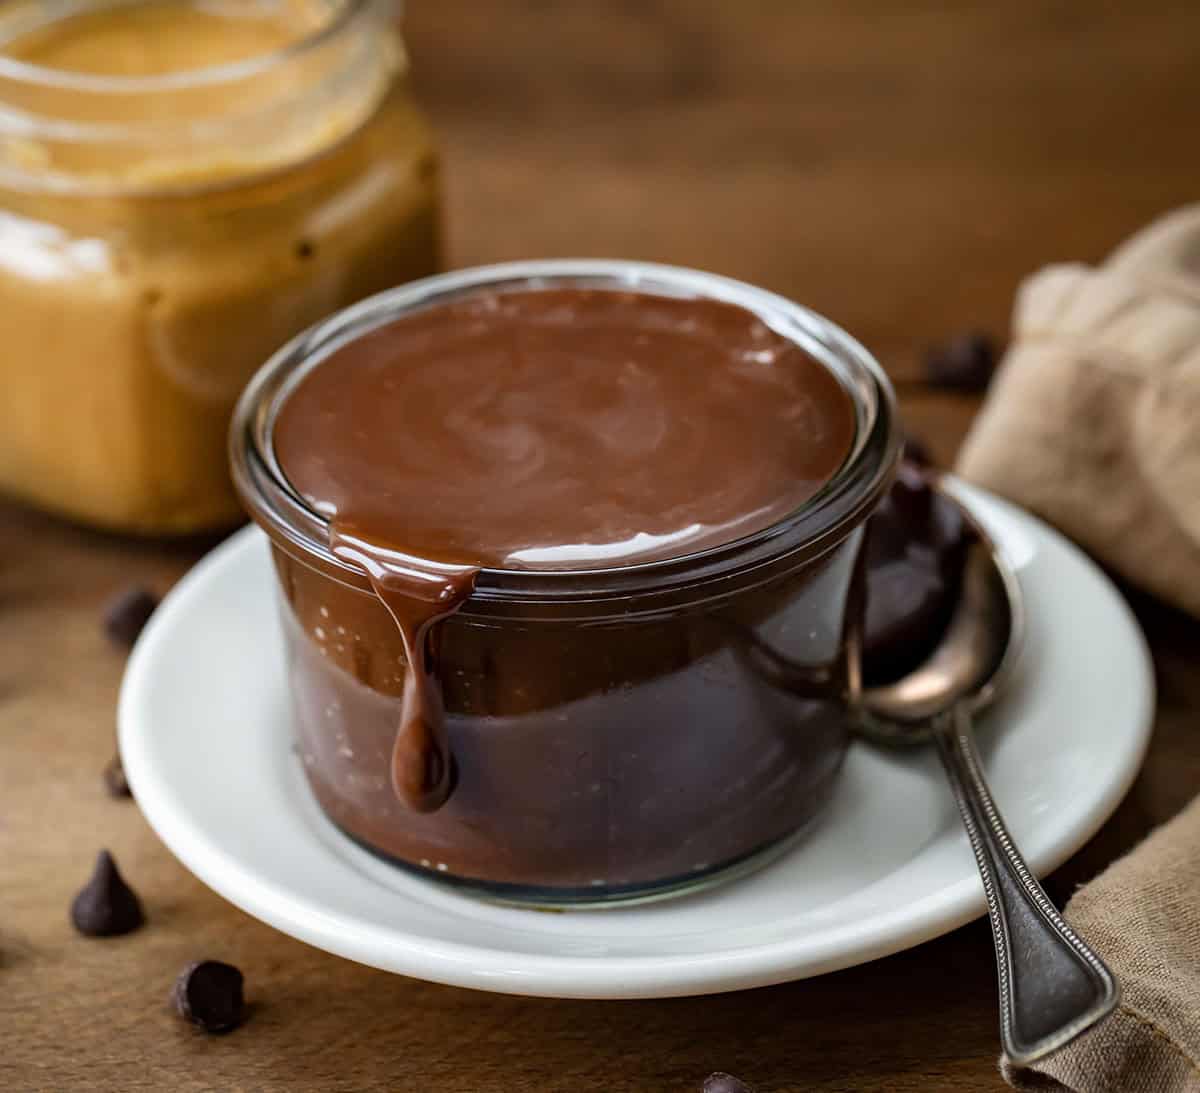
xmin=935 ymin=705 xmax=1120 ymax=1066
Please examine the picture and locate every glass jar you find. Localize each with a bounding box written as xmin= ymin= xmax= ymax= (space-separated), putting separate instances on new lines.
xmin=231 ymin=260 xmax=900 ymax=906
xmin=0 ymin=0 xmax=439 ymax=533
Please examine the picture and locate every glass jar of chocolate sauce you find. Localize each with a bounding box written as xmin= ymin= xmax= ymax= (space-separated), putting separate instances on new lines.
xmin=231 ymin=261 xmax=900 ymax=905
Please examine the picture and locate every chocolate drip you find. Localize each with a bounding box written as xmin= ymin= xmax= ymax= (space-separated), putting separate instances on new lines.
xmin=330 ymin=528 xmax=477 ymax=812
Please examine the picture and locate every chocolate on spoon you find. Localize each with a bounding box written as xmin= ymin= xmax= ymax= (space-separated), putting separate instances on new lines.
xmin=861 ymin=460 xmax=971 ymax=685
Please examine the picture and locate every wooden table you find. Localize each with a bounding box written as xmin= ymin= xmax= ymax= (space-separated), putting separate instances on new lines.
xmin=5 ymin=4 xmax=1200 ymax=1089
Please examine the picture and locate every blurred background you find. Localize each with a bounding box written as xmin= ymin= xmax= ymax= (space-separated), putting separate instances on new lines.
xmin=408 ymin=1 xmax=1200 ymax=422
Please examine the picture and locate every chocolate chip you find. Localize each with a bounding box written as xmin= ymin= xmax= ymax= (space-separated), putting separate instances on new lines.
xmin=103 ymin=754 xmax=132 ymax=799
xmin=172 ymin=961 xmax=246 ymax=1034
xmin=70 ymin=850 xmax=144 ymax=937
xmin=416 ymin=154 xmax=438 ymax=183
xmin=703 ymin=1074 xmax=756 ymax=1093
xmin=902 ymin=432 xmax=934 ymax=467
xmin=923 ymin=331 xmax=998 ymax=392
xmin=103 ymin=585 xmax=159 ymax=647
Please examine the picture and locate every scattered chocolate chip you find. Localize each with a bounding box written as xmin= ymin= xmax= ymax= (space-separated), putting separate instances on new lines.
xmin=70 ymin=850 xmax=144 ymax=937
xmin=703 ymin=1074 xmax=755 ymax=1093
xmin=172 ymin=961 xmax=246 ymax=1034
xmin=103 ymin=754 xmax=132 ymax=799
xmin=923 ymin=330 xmax=998 ymax=392
xmin=103 ymin=585 xmax=159 ymax=647
xmin=902 ymin=432 xmax=934 ymax=467
xmin=416 ymin=155 xmax=437 ymax=182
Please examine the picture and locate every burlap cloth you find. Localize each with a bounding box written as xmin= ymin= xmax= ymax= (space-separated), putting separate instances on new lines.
xmin=957 ymin=206 xmax=1200 ymax=1091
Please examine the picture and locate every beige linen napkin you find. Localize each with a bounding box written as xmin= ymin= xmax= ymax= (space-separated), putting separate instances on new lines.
xmin=956 ymin=206 xmax=1200 ymax=1090
xmin=958 ymin=204 xmax=1200 ymax=618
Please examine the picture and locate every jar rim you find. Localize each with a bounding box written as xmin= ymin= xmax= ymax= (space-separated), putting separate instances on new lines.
xmin=0 ymin=0 xmax=376 ymax=94
xmin=0 ymin=0 xmax=399 ymax=195
xmin=230 ymin=260 xmax=901 ymax=609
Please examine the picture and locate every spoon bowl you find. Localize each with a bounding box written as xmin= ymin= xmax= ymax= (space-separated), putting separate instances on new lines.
xmin=862 ymin=501 xmax=1023 ymax=732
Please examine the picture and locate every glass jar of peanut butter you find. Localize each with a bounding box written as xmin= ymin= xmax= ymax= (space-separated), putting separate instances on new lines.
xmin=0 ymin=0 xmax=440 ymax=533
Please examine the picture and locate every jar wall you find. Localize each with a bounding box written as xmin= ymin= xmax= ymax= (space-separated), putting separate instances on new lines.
xmin=272 ymin=530 xmax=863 ymax=901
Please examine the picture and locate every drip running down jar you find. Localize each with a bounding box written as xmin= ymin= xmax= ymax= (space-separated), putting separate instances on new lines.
xmin=231 ymin=261 xmax=901 ymax=906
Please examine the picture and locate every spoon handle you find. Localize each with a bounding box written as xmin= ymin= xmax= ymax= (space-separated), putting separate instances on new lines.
xmin=935 ymin=705 xmax=1120 ymax=1067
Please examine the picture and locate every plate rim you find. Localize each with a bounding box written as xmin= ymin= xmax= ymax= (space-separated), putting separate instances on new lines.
xmin=119 ymin=482 xmax=1155 ymax=998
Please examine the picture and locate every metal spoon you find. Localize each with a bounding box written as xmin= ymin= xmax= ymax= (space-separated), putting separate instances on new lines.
xmin=858 ymin=482 xmax=1119 ymax=1067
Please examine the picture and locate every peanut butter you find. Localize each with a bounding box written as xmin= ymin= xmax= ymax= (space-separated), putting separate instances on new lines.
xmin=0 ymin=0 xmax=440 ymax=532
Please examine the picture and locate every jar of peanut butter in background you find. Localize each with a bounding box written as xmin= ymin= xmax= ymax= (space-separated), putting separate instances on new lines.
xmin=0 ymin=0 xmax=440 ymax=533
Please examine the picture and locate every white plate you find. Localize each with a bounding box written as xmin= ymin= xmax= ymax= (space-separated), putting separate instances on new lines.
xmin=119 ymin=482 xmax=1154 ymax=999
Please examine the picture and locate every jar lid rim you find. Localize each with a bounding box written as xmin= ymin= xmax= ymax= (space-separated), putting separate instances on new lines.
xmin=0 ymin=0 xmax=376 ymax=95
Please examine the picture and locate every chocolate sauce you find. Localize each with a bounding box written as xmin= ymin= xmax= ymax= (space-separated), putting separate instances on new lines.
xmin=273 ymin=289 xmax=857 ymax=813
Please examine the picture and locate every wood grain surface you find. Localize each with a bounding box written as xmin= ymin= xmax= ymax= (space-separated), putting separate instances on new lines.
xmin=4 ymin=3 xmax=1200 ymax=1090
